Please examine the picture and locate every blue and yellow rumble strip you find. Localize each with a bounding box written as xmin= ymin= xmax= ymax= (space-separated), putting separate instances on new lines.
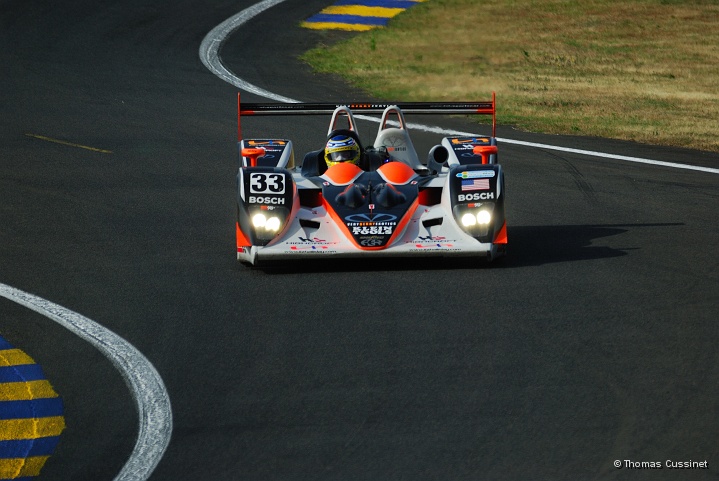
xmin=0 ymin=336 xmax=64 ymax=480
xmin=302 ymin=0 xmax=428 ymax=31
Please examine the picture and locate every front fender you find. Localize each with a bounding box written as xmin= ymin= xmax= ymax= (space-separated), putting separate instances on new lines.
xmin=237 ymin=167 xmax=297 ymax=246
xmin=444 ymin=164 xmax=505 ymax=244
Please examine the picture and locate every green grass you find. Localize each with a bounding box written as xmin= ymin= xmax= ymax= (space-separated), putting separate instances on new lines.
xmin=302 ymin=0 xmax=719 ymax=153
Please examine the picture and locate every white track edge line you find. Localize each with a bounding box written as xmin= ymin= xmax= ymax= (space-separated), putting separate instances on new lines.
xmin=495 ymin=137 xmax=719 ymax=174
xmin=199 ymin=0 xmax=718 ymax=175
xmin=0 ymin=283 xmax=172 ymax=481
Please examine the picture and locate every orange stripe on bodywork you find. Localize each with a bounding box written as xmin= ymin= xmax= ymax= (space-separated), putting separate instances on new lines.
xmin=384 ymin=198 xmax=419 ymax=248
xmin=377 ymin=161 xmax=416 ymax=184
xmin=322 ymin=162 xmax=364 ymax=185
xmin=493 ymin=221 xmax=508 ymax=244
xmin=236 ymin=222 xmax=251 ymax=249
xmin=322 ymin=197 xmax=359 ymax=247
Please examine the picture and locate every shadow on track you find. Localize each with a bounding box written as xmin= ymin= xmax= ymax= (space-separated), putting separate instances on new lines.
xmin=236 ymin=223 xmax=683 ymax=274
xmin=503 ymin=222 xmax=684 ymax=268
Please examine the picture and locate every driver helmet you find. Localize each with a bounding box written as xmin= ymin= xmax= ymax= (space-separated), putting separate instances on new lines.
xmin=324 ymin=135 xmax=360 ymax=168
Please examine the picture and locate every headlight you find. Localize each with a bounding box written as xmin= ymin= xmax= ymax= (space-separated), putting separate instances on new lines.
xmin=252 ymin=213 xmax=267 ymax=228
xmin=476 ymin=210 xmax=492 ymax=225
xmin=461 ymin=213 xmax=477 ymax=227
xmin=249 ymin=207 xmax=289 ymax=241
xmin=253 ymin=213 xmax=282 ymax=232
xmin=265 ymin=216 xmax=281 ymax=232
xmin=453 ymin=202 xmax=495 ymax=238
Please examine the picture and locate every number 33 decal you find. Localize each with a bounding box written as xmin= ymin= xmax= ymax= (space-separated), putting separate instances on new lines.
xmin=250 ymin=173 xmax=285 ymax=194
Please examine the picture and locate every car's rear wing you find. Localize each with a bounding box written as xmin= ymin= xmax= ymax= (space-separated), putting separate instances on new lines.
xmin=237 ymin=92 xmax=496 ymax=140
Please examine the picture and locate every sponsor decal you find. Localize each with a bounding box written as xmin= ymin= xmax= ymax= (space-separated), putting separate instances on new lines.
xmin=249 ymin=196 xmax=285 ymax=205
xmin=410 ymin=236 xmax=459 ymax=248
xmin=414 ymin=243 xmax=456 ymax=249
xmin=451 ymin=137 xmax=490 ymax=144
xmin=382 ymin=135 xmax=407 ymax=150
xmin=461 ymin=178 xmax=490 ymax=191
xmin=360 ymin=236 xmax=384 ymax=247
xmin=352 ymin=225 xmax=393 ymax=235
xmin=288 ymin=247 xmax=337 ymax=255
xmin=415 ymin=235 xmax=449 ymax=242
xmin=289 ymin=245 xmax=330 ymax=251
xmin=345 ymin=213 xmax=397 ymax=236
xmin=458 ymin=192 xmax=495 ymax=202
xmin=457 ymin=170 xmax=496 ymax=179
xmin=250 ymin=172 xmax=286 ymax=194
xmin=344 ymin=213 xmax=398 ymax=223
xmin=288 ymin=237 xmax=337 ymax=246
xmin=248 ymin=140 xmax=286 ymax=146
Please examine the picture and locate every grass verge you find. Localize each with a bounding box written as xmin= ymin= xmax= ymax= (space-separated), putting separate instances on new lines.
xmin=301 ymin=0 xmax=719 ymax=153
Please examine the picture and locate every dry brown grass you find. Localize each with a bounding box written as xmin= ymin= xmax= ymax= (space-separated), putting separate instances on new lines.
xmin=302 ymin=0 xmax=719 ymax=152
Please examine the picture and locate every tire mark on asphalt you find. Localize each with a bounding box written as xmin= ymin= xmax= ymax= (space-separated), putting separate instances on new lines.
xmin=547 ymin=150 xmax=597 ymax=204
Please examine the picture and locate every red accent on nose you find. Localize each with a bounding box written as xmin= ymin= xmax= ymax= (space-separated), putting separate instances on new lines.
xmin=241 ymin=147 xmax=266 ymax=167
xmin=473 ymin=145 xmax=498 ymax=165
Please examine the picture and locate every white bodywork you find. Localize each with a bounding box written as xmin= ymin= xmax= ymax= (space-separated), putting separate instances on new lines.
xmin=237 ymin=103 xmax=506 ymax=265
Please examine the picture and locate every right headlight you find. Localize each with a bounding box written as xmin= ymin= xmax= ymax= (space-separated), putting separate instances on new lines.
xmin=476 ymin=209 xmax=492 ymax=225
xmin=454 ymin=203 xmax=494 ymax=237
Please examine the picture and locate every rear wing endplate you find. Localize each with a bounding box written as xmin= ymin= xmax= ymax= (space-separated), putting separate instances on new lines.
xmin=237 ymin=92 xmax=496 ymax=140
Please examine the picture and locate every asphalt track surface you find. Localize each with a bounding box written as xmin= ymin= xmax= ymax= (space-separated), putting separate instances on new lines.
xmin=1 ymin=1 xmax=718 ymax=480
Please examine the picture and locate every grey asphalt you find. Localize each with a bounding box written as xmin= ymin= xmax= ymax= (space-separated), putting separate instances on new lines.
xmin=1 ymin=0 xmax=718 ymax=479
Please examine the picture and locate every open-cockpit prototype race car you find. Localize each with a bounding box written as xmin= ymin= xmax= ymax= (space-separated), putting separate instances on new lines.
xmin=235 ymin=93 xmax=507 ymax=265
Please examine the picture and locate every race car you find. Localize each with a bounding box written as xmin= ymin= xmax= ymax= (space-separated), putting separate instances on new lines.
xmin=235 ymin=93 xmax=507 ymax=265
